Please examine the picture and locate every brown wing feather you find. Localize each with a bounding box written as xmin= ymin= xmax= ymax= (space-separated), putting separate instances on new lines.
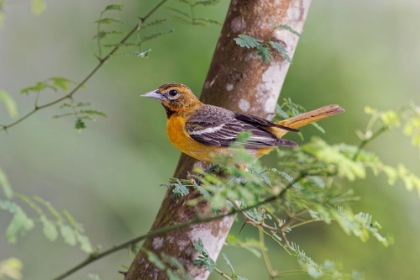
xmin=185 ymin=105 xmax=297 ymax=148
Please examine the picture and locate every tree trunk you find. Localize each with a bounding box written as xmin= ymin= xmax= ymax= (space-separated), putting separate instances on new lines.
xmin=125 ymin=0 xmax=311 ymax=279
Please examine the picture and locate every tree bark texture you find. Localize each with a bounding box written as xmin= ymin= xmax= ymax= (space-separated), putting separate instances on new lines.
xmin=125 ymin=0 xmax=311 ymax=279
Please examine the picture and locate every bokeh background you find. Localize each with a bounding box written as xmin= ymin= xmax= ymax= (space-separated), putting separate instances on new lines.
xmin=1 ymin=0 xmax=420 ymax=279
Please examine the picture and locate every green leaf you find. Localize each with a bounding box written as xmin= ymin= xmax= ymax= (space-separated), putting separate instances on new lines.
xmin=145 ymin=250 xmax=166 ymax=270
xmin=87 ymin=274 xmax=101 ymax=280
xmin=311 ymin=122 xmax=325 ymax=134
xmin=31 ymin=0 xmax=46 ymax=15
xmin=269 ymin=41 xmax=292 ymax=63
xmin=6 ymin=208 xmax=35 ymax=243
xmin=194 ymin=0 xmax=221 ymax=6
xmin=0 ymin=199 xmax=19 ymax=212
xmin=95 ymin=18 xmax=123 ymax=24
xmin=0 ymin=11 xmax=4 ymax=28
xmin=20 ymin=81 xmax=54 ymax=95
xmin=116 ymin=49 xmax=151 ymax=58
xmin=226 ymin=235 xmax=263 ymax=258
xmin=0 ymin=168 xmax=13 ymax=198
xmin=0 ymin=258 xmax=23 ymax=280
xmin=194 ymin=18 xmax=222 ymax=25
xmin=256 ymin=45 xmax=272 ymax=62
xmin=193 ymin=239 xmax=215 ymax=272
xmin=0 ymin=90 xmax=18 ymax=119
xmin=40 ymin=216 xmax=58 ymax=241
xmin=33 ymin=196 xmax=62 ymax=220
xmin=93 ymin=30 xmax=125 ymax=39
xmin=165 ymin=7 xmax=191 ymax=19
xmin=171 ymin=16 xmax=192 ymax=25
xmin=49 ymin=77 xmax=77 ymax=92
xmin=141 ymin=29 xmax=174 ymax=43
xmin=142 ymin=19 xmax=167 ymax=28
xmin=234 ymin=34 xmax=262 ymax=49
xmin=275 ymin=104 xmax=290 ymax=119
xmin=63 ymin=210 xmax=78 ymax=228
xmin=76 ymin=102 xmax=92 ymax=107
xmin=103 ymin=42 xmax=139 ymax=48
xmin=75 ymin=119 xmax=86 ymax=131
xmin=59 ymin=224 xmax=77 ymax=245
xmin=103 ymin=3 xmax=124 ymax=12
xmin=75 ymin=232 xmax=93 ymax=253
xmin=272 ymin=23 xmax=303 ymax=40
xmin=303 ymin=138 xmax=366 ymax=181
xmin=80 ymin=110 xmax=107 ymax=118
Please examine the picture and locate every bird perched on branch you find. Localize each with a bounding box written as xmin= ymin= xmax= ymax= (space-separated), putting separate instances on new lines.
xmin=141 ymin=83 xmax=344 ymax=164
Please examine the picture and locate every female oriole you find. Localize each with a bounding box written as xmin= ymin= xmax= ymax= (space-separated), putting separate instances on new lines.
xmin=141 ymin=83 xmax=344 ymax=163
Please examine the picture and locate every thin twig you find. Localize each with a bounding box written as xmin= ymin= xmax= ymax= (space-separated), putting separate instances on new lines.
xmin=352 ymin=125 xmax=389 ymax=160
xmin=259 ymin=227 xmax=278 ymax=279
xmin=214 ymin=267 xmax=233 ymax=280
xmin=0 ymin=0 xmax=168 ymax=133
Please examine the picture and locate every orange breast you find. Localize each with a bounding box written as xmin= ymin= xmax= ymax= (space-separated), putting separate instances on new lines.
xmin=166 ymin=115 xmax=227 ymax=162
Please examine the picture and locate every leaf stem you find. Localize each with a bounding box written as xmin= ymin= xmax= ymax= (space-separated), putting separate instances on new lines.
xmin=352 ymin=125 xmax=389 ymax=160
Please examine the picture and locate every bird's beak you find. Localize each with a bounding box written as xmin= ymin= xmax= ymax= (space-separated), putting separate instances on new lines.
xmin=141 ymin=90 xmax=164 ymax=101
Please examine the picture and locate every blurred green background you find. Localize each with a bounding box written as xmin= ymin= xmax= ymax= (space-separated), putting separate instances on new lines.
xmin=1 ymin=0 xmax=420 ymax=279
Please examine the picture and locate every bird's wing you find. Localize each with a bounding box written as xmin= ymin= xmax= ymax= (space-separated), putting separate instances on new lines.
xmin=185 ymin=105 xmax=297 ymax=148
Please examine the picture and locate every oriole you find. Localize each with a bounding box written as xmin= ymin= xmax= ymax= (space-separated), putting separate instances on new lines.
xmin=141 ymin=83 xmax=344 ymax=164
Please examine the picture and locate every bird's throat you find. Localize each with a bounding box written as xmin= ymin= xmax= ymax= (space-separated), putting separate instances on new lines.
xmin=163 ymin=105 xmax=176 ymax=119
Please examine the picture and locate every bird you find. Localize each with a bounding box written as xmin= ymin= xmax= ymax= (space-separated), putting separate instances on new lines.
xmin=141 ymin=83 xmax=344 ymax=165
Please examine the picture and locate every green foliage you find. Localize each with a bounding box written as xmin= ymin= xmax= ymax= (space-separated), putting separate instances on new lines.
xmin=361 ymin=103 xmax=420 ymax=153
xmin=86 ymin=274 xmax=101 ymax=280
xmin=0 ymin=174 xmax=93 ymax=253
xmin=225 ymin=235 xmax=264 ymax=258
xmin=276 ymin=98 xmax=326 ymax=138
xmin=0 ymin=168 xmax=13 ymax=199
xmin=20 ymin=77 xmax=78 ymax=95
xmin=166 ymin=0 xmax=222 ymax=26
xmin=0 ymin=1 xmax=4 ymax=27
xmin=234 ymin=34 xmax=292 ymax=63
xmin=269 ymin=20 xmax=304 ymax=40
xmin=163 ymin=178 xmax=192 ymax=199
xmin=31 ymin=0 xmax=46 ymax=15
xmin=222 ymin=254 xmax=248 ymax=280
xmin=234 ymin=34 xmax=262 ymax=49
xmin=53 ymin=101 xmax=107 ymax=132
xmin=0 ymin=90 xmax=18 ymax=119
xmin=144 ymin=250 xmax=192 ymax=280
xmin=95 ymin=3 xmax=125 ymax=58
xmin=234 ymin=21 xmax=302 ymax=63
xmin=289 ymin=242 xmax=363 ymax=280
xmin=3 ymin=203 xmax=34 ymax=244
xmin=0 ymin=258 xmax=23 ymax=280
xmin=0 ymin=0 xmax=46 ymax=25
xmin=156 ymin=104 xmax=420 ymax=278
xmin=193 ymin=239 xmax=216 ymax=272
xmin=94 ymin=3 xmax=174 ymax=58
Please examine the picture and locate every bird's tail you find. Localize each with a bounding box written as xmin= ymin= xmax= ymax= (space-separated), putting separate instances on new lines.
xmin=272 ymin=104 xmax=345 ymax=138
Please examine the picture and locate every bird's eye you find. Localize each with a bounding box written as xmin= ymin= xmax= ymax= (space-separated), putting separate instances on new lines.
xmin=168 ymin=89 xmax=178 ymax=97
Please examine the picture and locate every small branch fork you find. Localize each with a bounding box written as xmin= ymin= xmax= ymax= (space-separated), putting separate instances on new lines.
xmin=0 ymin=0 xmax=168 ymax=133
xmin=50 ymin=172 xmax=307 ymax=280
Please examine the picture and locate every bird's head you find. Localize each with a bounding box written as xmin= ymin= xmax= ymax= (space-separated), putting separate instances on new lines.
xmin=141 ymin=83 xmax=201 ymax=117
